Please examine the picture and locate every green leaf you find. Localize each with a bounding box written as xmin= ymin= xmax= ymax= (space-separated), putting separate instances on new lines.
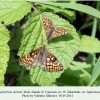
xmin=71 ymin=61 xmax=92 ymax=70
xmin=18 ymin=12 xmax=80 ymax=86
xmin=0 ymin=1 xmax=31 ymax=25
xmin=0 ymin=23 xmax=10 ymax=86
xmin=20 ymin=75 xmax=34 ymax=86
xmin=36 ymin=2 xmax=100 ymax=19
xmin=79 ymin=35 xmax=100 ymax=53
xmin=38 ymin=4 xmax=75 ymax=21
xmin=88 ymin=56 xmax=100 ymax=86
xmin=67 ymin=61 xmax=92 ymax=78
xmin=57 ymin=61 xmax=92 ymax=86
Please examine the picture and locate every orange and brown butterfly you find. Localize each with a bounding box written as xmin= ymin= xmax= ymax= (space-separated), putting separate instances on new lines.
xmin=41 ymin=14 xmax=72 ymax=40
xmin=19 ymin=45 xmax=63 ymax=72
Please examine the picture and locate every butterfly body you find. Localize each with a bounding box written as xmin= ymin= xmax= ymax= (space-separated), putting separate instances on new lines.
xmin=20 ymin=45 xmax=63 ymax=72
xmin=47 ymin=27 xmax=55 ymax=40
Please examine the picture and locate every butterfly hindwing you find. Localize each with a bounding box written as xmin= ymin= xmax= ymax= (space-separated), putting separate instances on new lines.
xmin=52 ymin=27 xmax=72 ymax=39
xmin=45 ymin=50 xmax=63 ymax=72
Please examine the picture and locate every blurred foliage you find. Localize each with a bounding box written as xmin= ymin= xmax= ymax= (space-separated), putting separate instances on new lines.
xmin=0 ymin=1 xmax=100 ymax=86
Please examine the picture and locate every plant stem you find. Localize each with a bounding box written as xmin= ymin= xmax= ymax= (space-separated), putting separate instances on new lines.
xmin=87 ymin=2 xmax=98 ymax=66
xmin=16 ymin=66 xmax=25 ymax=86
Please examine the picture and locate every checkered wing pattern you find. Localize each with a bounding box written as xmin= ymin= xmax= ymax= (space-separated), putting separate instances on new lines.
xmin=41 ymin=14 xmax=72 ymax=40
xmin=41 ymin=14 xmax=54 ymax=34
xmin=19 ymin=47 xmax=42 ymax=67
xmin=38 ymin=46 xmax=63 ymax=72
xmin=52 ymin=27 xmax=72 ymax=39
xmin=19 ymin=45 xmax=63 ymax=72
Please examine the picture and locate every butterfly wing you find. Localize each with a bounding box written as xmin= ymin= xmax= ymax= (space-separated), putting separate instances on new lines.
xmin=19 ymin=47 xmax=42 ymax=67
xmin=41 ymin=14 xmax=54 ymax=39
xmin=38 ymin=46 xmax=63 ymax=72
xmin=41 ymin=14 xmax=72 ymax=40
xmin=48 ymin=27 xmax=72 ymax=40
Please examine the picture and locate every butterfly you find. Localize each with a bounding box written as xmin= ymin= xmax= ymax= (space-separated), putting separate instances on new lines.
xmin=41 ymin=14 xmax=72 ymax=40
xmin=19 ymin=45 xmax=63 ymax=72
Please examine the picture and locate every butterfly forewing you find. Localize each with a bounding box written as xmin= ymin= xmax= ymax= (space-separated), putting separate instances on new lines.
xmin=41 ymin=14 xmax=54 ymax=34
xmin=19 ymin=47 xmax=42 ymax=67
xmin=41 ymin=14 xmax=72 ymax=40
